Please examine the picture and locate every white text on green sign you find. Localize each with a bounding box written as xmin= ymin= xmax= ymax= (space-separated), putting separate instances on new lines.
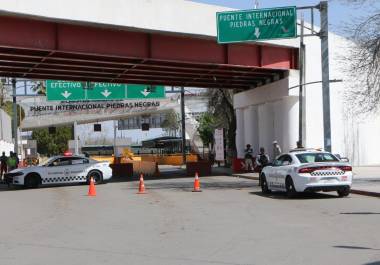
xmin=216 ymin=6 xmax=297 ymax=44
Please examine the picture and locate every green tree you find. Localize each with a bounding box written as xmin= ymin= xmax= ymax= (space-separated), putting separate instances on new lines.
xmin=207 ymin=88 xmax=237 ymax=156
xmin=1 ymin=101 xmax=25 ymax=127
xmin=32 ymin=126 xmax=73 ymax=156
xmin=197 ymin=113 xmax=216 ymax=149
xmin=31 ymin=81 xmax=46 ymax=95
xmin=342 ymin=0 xmax=380 ymax=113
xmin=161 ymin=110 xmax=179 ymax=136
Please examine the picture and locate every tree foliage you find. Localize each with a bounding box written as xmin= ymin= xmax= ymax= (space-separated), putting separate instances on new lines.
xmin=161 ymin=109 xmax=179 ymax=136
xmin=205 ymin=88 xmax=237 ymax=156
xmin=32 ymin=126 xmax=73 ymax=156
xmin=197 ymin=112 xmax=216 ymax=148
xmin=1 ymin=101 xmax=25 ymax=127
xmin=343 ymin=0 xmax=380 ymax=114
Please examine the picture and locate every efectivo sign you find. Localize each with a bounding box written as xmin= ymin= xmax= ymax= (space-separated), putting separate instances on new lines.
xmin=216 ymin=6 xmax=297 ymax=44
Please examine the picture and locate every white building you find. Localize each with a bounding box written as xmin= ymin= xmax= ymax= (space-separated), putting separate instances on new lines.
xmin=0 ymin=109 xmax=14 ymax=155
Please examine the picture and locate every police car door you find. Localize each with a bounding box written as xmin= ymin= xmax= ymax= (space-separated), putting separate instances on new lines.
xmin=69 ymin=157 xmax=89 ymax=183
xmin=275 ymin=154 xmax=293 ymax=190
xmin=269 ymin=155 xmax=286 ymax=190
xmin=44 ymin=157 xmax=72 ymax=184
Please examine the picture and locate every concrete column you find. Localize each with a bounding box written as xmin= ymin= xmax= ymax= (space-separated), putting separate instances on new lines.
xmin=235 ymin=108 xmax=245 ymax=158
xmin=244 ymin=105 xmax=259 ymax=154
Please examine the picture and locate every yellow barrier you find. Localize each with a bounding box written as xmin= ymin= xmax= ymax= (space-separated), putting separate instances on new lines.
xmin=139 ymin=154 xmax=198 ymax=166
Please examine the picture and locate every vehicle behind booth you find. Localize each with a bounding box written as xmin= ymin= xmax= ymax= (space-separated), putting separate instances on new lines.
xmin=5 ymin=155 xmax=112 ymax=188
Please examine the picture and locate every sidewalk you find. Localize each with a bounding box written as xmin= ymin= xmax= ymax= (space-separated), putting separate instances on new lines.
xmin=232 ymin=166 xmax=380 ymax=198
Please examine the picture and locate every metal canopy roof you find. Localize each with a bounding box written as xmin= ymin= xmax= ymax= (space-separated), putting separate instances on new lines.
xmin=0 ymin=15 xmax=297 ymax=89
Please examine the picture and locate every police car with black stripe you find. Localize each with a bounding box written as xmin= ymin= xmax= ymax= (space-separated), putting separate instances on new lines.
xmin=5 ymin=155 xmax=112 ymax=188
xmin=260 ymin=149 xmax=353 ymax=198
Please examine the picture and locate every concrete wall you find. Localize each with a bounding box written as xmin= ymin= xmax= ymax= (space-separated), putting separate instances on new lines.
xmin=234 ymin=77 xmax=298 ymax=159
xmin=0 ymin=109 xmax=14 ymax=155
xmin=234 ymin=30 xmax=380 ymax=166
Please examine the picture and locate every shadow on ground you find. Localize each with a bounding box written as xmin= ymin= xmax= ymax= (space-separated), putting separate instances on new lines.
xmin=340 ymin=212 xmax=380 ymax=215
xmin=334 ymin=245 xmax=380 ymax=251
xmin=250 ymin=191 xmax=339 ymax=200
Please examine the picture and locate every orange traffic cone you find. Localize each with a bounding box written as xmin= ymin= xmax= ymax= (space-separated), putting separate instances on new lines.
xmin=192 ymin=172 xmax=202 ymax=192
xmin=88 ymin=177 xmax=96 ymax=196
xmin=137 ymin=174 xmax=146 ymax=194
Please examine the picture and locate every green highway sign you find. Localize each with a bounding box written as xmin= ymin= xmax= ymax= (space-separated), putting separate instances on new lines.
xmin=46 ymin=80 xmax=166 ymax=101
xmin=86 ymin=83 xmax=125 ymax=100
xmin=46 ymin=80 xmax=86 ymax=101
xmin=216 ymin=6 xmax=297 ymax=44
xmin=126 ymin=84 xmax=166 ymax=99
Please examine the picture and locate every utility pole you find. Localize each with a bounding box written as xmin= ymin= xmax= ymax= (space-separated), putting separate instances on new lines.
xmin=298 ymin=14 xmax=306 ymax=147
xmin=319 ymin=1 xmax=331 ymax=152
xmin=180 ymin=87 xmax=186 ymax=165
xmin=254 ymin=0 xmax=259 ymax=9
xmin=73 ymin=121 xmax=79 ymax=155
xmin=12 ymin=78 xmax=18 ymax=154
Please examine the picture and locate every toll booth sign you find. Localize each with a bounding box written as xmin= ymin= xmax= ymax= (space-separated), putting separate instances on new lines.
xmin=216 ymin=6 xmax=297 ymax=44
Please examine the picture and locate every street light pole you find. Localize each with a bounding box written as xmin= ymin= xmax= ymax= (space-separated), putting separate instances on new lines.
xmin=299 ymin=14 xmax=306 ymax=147
xmin=180 ymin=87 xmax=186 ymax=165
xmin=12 ymin=78 xmax=18 ymax=154
xmin=319 ymin=1 xmax=331 ymax=152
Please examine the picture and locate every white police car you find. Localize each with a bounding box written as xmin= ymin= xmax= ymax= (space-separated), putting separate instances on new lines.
xmin=5 ymin=155 xmax=112 ymax=188
xmin=260 ymin=150 xmax=352 ymax=198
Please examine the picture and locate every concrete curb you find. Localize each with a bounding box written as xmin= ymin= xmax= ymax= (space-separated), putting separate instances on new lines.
xmin=351 ymin=189 xmax=380 ymax=198
xmin=232 ymin=174 xmax=259 ymax=181
xmin=233 ymin=174 xmax=380 ymax=198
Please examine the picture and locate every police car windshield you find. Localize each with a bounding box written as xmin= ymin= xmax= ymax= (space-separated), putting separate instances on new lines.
xmin=296 ymin=153 xmax=339 ymax=164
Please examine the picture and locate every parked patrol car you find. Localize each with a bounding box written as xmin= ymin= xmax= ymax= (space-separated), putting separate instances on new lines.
xmin=260 ymin=150 xmax=352 ymax=198
xmin=5 ymin=155 xmax=112 ymax=188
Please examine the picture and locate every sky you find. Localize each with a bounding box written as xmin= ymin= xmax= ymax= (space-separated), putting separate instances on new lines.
xmin=190 ymin=0 xmax=379 ymax=35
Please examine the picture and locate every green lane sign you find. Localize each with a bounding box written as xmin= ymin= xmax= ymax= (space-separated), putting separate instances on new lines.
xmin=46 ymin=80 xmax=86 ymax=101
xmin=216 ymin=6 xmax=297 ymax=44
xmin=46 ymin=80 xmax=166 ymax=101
xmin=126 ymin=84 xmax=166 ymax=99
xmin=86 ymin=83 xmax=125 ymax=100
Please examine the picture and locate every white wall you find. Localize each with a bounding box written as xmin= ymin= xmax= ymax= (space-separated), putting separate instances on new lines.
xmin=234 ymin=29 xmax=380 ymax=166
xmin=234 ymin=78 xmax=298 ymax=159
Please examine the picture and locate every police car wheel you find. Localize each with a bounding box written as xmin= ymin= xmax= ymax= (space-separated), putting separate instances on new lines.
xmin=24 ymin=174 xmax=41 ymax=188
xmin=87 ymin=171 xmax=103 ymax=185
xmin=260 ymin=174 xmax=271 ymax=194
xmin=285 ymin=176 xmax=297 ymax=198
xmin=337 ymin=187 xmax=350 ymax=197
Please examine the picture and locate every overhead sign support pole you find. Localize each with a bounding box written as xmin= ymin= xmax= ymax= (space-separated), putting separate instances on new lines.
xmin=298 ymin=14 xmax=306 ymax=147
xmin=319 ymin=1 xmax=331 ymax=152
xmin=181 ymin=87 xmax=186 ymax=165
xmin=12 ymin=78 xmax=18 ymax=154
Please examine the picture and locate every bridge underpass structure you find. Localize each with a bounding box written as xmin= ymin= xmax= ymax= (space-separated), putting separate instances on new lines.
xmin=0 ymin=11 xmax=298 ymax=160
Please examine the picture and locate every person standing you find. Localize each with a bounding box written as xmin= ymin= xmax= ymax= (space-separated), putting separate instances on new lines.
xmin=0 ymin=151 xmax=8 ymax=181
xmin=7 ymin=151 xmax=17 ymax=172
xmin=272 ymin=141 xmax=282 ymax=161
xmin=256 ymin=147 xmax=270 ymax=172
xmin=244 ymin=144 xmax=254 ymax=171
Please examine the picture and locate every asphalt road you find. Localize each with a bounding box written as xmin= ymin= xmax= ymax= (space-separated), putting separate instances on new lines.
xmin=0 ymin=176 xmax=379 ymax=265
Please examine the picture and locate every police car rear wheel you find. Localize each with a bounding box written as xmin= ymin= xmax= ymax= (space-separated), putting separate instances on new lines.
xmin=87 ymin=171 xmax=103 ymax=185
xmin=337 ymin=187 xmax=350 ymax=197
xmin=24 ymin=174 xmax=40 ymax=188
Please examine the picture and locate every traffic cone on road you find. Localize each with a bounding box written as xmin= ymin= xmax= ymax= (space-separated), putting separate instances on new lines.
xmin=137 ymin=174 xmax=146 ymax=194
xmin=192 ymin=172 xmax=202 ymax=192
xmin=88 ymin=177 xmax=96 ymax=197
